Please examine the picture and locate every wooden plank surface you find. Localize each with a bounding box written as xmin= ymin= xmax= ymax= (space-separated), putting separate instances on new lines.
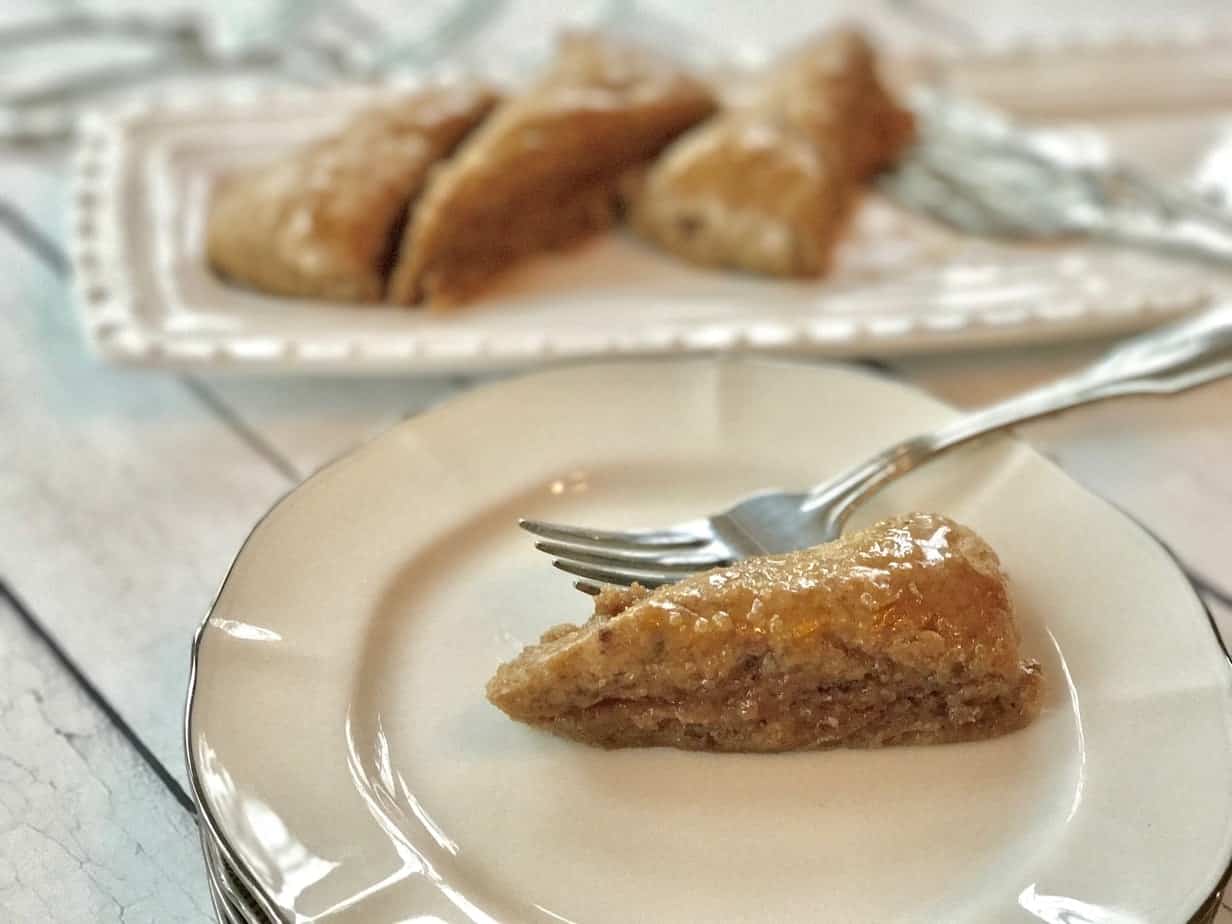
xmin=0 ymin=593 xmax=212 ymax=923
xmin=200 ymin=375 xmax=467 ymax=479
xmin=0 ymin=189 xmax=292 ymax=781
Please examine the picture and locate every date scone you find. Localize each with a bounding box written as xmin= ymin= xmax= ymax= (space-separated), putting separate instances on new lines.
xmin=207 ymin=84 xmax=499 ymax=302
xmin=488 ymin=514 xmax=1042 ymax=752
xmin=388 ymin=33 xmax=715 ymax=305
xmin=625 ymin=28 xmax=914 ymax=277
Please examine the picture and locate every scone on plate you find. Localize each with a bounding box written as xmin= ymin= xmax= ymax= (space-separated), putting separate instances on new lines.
xmin=387 ymin=33 xmax=716 ymax=306
xmin=488 ymin=514 xmax=1042 ymax=752
xmin=625 ymin=28 xmax=914 ymax=278
xmin=207 ymin=84 xmax=499 ymax=302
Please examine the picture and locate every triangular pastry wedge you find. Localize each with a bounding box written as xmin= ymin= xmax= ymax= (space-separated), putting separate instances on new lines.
xmin=625 ymin=28 xmax=914 ymax=277
xmin=388 ymin=33 xmax=715 ymax=305
xmin=488 ymin=514 xmax=1042 ymax=751
xmin=207 ymin=84 xmax=499 ymax=302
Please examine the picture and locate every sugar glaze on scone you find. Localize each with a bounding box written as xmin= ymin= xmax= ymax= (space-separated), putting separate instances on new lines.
xmin=488 ymin=514 xmax=1042 ymax=751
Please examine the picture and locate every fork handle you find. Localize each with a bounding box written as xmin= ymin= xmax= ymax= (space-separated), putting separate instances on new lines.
xmin=802 ymin=302 xmax=1232 ymax=527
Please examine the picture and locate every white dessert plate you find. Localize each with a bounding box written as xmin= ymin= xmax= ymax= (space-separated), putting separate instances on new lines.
xmin=186 ymin=358 xmax=1232 ymax=922
xmin=75 ymin=37 xmax=1232 ymax=374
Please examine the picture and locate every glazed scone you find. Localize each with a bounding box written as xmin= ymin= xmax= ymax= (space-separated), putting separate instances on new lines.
xmin=626 ymin=28 xmax=914 ymax=277
xmin=388 ymin=33 xmax=715 ymax=305
xmin=488 ymin=514 xmax=1042 ymax=752
xmin=207 ymin=84 xmax=499 ymax=302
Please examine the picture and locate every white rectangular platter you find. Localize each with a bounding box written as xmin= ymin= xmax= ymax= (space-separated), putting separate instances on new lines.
xmin=71 ymin=36 xmax=1232 ymax=374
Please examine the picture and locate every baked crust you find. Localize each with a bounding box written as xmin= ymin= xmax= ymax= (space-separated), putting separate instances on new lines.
xmin=206 ymin=84 xmax=499 ymax=302
xmin=626 ymin=28 xmax=914 ymax=277
xmin=387 ymin=33 xmax=715 ymax=305
xmin=488 ymin=514 xmax=1042 ymax=751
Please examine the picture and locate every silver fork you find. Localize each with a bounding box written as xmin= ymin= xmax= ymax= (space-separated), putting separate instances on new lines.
xmin=879 ymin=91 xmax=1232 ymax=267
xmin=521 ymin=302 xmax=1232 ymax=590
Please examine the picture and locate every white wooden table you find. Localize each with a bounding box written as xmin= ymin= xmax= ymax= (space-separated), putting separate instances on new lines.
xmin=1 ymin=2 xmax=1229 ymax=921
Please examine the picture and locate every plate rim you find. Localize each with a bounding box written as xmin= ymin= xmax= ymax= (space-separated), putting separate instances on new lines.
xmin=69 ymin=32 xmax=1232 ymax=375
xmin=183 ymin=356 xmax=1232 ymax=922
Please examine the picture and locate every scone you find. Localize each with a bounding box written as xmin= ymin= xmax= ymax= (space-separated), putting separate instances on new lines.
xmin=488 ymin=514 xmax=1042 ymax=752
xmin=626 ymin=28 xmax=914 ymax=277
xmin=207 ymin=84 xmax=499 ymax=302
xmin=387 ymin=33 xmax=715 ymax=305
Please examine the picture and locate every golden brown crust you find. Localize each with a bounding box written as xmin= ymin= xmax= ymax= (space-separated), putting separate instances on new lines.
xmin=488 ymin=514 xmax=1042 ymax=752
xmin=206 ymin=84 xmax=499 ymax=302
xmin=387 ymin=33 xmax=716 ymax=306
xmin=627 ymin=27 xmax=914 ymax=277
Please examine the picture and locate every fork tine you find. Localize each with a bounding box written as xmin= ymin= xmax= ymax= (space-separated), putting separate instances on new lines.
xmin=574 ymin=579 xmax=602 ymax=596
xmin=551 ymin=558 xmax=682 ymax=588
xmin=518 ymin=518 xmax=708 ymax=549
xmin=535 ymin=540 xmax=725 ymax=572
